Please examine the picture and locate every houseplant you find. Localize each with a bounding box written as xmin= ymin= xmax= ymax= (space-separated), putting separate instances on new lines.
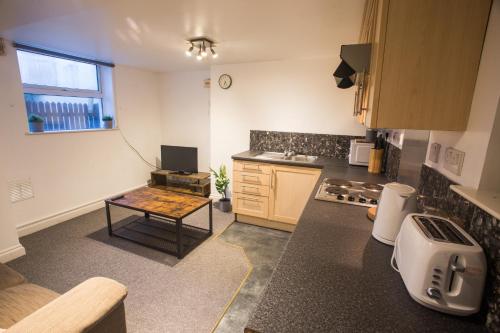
xmin=102 ymin=115 xmax=113 ymax=129
xmin=28 ymin=114 xmax=44 ymax=132
xmin=210 ymin=164 xmax=231 ymax=212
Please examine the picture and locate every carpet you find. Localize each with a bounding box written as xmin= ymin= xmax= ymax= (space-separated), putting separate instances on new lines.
xmin=8 ymin=205 xmax=251 ymax=333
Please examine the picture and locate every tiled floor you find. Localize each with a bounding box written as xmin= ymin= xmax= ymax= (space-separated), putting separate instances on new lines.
xmin=215 ymin=222 xmax=290 ymax=333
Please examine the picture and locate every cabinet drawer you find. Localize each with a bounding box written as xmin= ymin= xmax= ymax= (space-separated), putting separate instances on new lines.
xmin=233 ymin=160 xmax=271 ymax=174
xmin=233 ymin=193 xmax=269 ymax=219
xmin=234 ymin=171 xmax=270 ymax=186
xmin=233 ymin=182 xmax=269 ymax=197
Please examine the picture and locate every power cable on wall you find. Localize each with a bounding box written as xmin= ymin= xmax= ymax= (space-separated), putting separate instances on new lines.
xmin=118 ymin=128 xmax=159 ymax=170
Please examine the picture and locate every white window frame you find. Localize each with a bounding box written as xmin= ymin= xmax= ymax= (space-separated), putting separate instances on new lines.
xmin=21 ymin=63 xmax=103 ymax=99
xmin=16 ymin=44 xmax=116 ymax=134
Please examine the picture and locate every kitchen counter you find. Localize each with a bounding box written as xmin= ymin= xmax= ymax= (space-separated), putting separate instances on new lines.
xmin=242 ymin=153 xmax=486 ymax=333
xmin=232 ymin=150 xmax=326 ymax=169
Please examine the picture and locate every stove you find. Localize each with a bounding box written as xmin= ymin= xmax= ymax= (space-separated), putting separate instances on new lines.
xmin=315 ymin=178 xmax=383 ymax=207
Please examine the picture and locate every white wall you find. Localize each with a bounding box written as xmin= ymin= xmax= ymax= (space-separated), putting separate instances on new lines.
xmin=209 ymin=57 xmax=366 ymax=195
xmin=424 ymin=0 xmax=500 ymax=189
xmin=0 ymin=42 xmax=162 ymax=258
xmin=479 ymin=99 xmax=500 ymax=191
xmin=159 ymin=70 xmax=211 ymax=172
xmin=0 ymin=68 xmax=25 ymax=260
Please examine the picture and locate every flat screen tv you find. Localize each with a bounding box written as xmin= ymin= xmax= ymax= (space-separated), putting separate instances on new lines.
xmin=161 ymin=145 xmax=198 ymax=174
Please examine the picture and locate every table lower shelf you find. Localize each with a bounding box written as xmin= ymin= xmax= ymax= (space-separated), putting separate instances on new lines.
xmin=112 ymin=215 xmax=211 ymax=258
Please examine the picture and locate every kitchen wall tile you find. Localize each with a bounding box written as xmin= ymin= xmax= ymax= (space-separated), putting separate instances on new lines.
xmin=384 ymin=143 xmax=401 ymax=182
xmin=468 ymin=207 xmax=500 ymax=333
xmin=249 ymin=130 xmax=362 ymax=159
xmin=419 ymin=164 xmax=499 ymax=332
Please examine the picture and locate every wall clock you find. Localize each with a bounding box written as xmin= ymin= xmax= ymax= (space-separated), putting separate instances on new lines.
xmin=218 ymin=74 xmax=232 ymax=89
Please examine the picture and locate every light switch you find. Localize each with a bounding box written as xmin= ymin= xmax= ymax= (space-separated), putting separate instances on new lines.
xmin=429 ymin=143 xmax=441 ymax=163
xmin=444 ymin=147 xmax=465 ymax=176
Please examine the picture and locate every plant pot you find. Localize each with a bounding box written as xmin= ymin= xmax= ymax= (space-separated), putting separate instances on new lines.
xmin=219 ymin=198 xmax=232 ymax=213
xmin=103 ymin=120 xmax=113 ymax=129
xmin=29 ymin=122 xmax=44 ymax=133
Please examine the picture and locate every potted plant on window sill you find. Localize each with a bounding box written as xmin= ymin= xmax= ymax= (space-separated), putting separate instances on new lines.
xmin=102 ymin=115 xmax=114 ymax=129
xmin=210 ymin=164 xmax=231 ymax=212
xmin=28 ymin=114 xmax=45 ymax=133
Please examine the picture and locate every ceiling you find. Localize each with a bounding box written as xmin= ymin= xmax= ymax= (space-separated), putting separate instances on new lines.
xmin=0 ymin=0 xmax=364 ymax=72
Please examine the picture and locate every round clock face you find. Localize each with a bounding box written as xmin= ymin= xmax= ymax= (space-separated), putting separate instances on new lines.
xmin=218 ymin=74 xmax=232 ymax=89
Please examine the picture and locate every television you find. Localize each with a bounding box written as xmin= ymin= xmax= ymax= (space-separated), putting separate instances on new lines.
xmin=161 ymin=145 xmax=198 ymax=174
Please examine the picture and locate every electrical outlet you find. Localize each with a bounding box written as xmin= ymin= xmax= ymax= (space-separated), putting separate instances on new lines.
xmin=444 ymin=147 xmax=465 ymax=176
xmin=429 ymin=143 xmax=441 ymax=163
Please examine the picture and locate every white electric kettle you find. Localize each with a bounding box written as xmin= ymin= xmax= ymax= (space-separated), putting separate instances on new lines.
xmin=372 ymin=182 xmax=417 ymax=245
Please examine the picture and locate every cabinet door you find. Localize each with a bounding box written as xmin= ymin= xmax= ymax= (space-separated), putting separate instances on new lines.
xmin=367 ymin=0 xmax=490 ymax=130
xmin=357 ymin=0 xmax=388 ymax=127
xmin=268 ymin=166 xmax=320 ymax=225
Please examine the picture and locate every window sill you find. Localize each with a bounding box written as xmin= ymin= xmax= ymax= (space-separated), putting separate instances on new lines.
xmin=25 ymin=128 xmax=119 ymax=135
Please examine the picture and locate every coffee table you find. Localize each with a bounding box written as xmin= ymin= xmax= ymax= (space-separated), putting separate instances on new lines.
xmin=105 ymin=187 xmax=212 ymax=259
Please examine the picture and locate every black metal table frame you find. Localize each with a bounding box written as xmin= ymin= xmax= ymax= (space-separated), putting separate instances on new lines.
xmin=105 ymin=197 xmax=212 ymax=259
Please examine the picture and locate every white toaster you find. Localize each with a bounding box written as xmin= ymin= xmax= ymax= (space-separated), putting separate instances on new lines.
xmin=392 ymin=213 xmax=486 ymax=316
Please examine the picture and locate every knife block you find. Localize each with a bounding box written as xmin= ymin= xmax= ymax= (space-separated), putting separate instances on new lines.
xmin=368 ymin=148 xmax=384 ymax=174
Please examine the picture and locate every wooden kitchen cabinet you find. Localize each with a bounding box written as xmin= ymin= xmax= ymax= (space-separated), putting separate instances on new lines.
xmin=356 ymin=0 xmax=491 ymax=130
xmin=268 ymin=165 xmax=321 ymax=225
xmin=232 ymin=160 xmax=320 ymax=231
xmin=233 ymin=193 xmax=269 ymax=219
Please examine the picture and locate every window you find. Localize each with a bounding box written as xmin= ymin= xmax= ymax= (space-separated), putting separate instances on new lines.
xmin=16 ymin=48 xmax=115 ymax=133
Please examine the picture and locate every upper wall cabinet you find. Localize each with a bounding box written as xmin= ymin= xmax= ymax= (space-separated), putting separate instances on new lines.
xmin=355 ymin=0 xmax=492 ymax=130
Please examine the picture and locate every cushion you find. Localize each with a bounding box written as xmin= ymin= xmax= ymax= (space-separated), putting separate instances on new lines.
xmin=0 ymin=264 xmax=26 ymax=291
xmin=0 ymin=283 xmax=59 ymax=328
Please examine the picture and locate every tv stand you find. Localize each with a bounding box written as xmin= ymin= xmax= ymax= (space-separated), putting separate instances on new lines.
xmin=171 ymin=171 xmax=193 ymax=176
xmin=149 ymin=170 xmax=210 ymax=197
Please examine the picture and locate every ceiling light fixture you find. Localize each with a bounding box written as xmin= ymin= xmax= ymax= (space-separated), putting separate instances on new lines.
xmin=185 ymin=37 xmax=217 ymax=61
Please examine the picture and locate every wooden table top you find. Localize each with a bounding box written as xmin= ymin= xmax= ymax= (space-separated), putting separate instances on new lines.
xmin=106 ymin=187 xmax=211 ymax=219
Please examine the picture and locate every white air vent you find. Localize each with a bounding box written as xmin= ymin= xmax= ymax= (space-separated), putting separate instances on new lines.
xmin=8 ymin=179 xmax=34 ymax=203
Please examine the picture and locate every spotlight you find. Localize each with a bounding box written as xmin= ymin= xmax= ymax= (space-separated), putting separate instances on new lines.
xmin=210 ymin=46 xmax=218 ymax=58
xmin=185 ymin=43 xmax=194 ymax=57
xmin=196 ymin=47 xmax=203 ymax=60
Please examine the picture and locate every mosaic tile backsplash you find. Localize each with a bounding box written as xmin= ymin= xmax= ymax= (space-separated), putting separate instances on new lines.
xmin=419 ymin=164 xmax=499 ymax=332
xmin=249 ymin=130 xmax=363 ymax=160
xmin=384 ymin=143 xmax=401 ymax=182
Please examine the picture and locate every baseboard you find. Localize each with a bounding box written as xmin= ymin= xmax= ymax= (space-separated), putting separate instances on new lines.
xmin=236 ymin=214 xmax=295 ymax=232
xmin=0 ymin=243 xmax=26 ymax=263
xmin=17 ymin=183 xmax=147 ymax=237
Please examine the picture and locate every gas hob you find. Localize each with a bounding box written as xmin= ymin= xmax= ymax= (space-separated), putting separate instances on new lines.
xmin=314 ymin=178 xmax=383 ymax=207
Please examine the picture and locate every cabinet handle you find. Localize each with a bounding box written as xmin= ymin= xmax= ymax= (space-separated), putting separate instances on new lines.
xmin=242 ymin=186 xmax=258 ymax=194
xmin=240 ymin=196 xmax=260 ymax=202
xmin=242 ymin=175 xmax=259 ymax=183
xmin=271 ymin=170 xmax=275 ymax=189
xmin=353 ymin=72 xmax=366 ymax=116
xmin=354 ymin=86 xmax=360 ymax=116
xmin=243 ymin=164 xmax=260 ymax=172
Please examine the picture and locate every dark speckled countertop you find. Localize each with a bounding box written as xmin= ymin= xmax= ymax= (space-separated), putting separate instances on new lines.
xmin=238 ymin=152 xmax=486 ymax=333
xmin=232 ymin=150 xmax=326 ymax=169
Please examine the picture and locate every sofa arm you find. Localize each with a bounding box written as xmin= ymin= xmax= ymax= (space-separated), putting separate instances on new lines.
xmin=0 ymin=264 xmax=26 ymax=291
xmin=6 ymin=277 xmax=127 ymax=333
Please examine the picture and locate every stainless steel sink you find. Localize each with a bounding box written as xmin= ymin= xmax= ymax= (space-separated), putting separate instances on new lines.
xmin=290 ymin=154 xmax=318 ymax=162
xmin=255 ymin=152 xmax=318 ymax=163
